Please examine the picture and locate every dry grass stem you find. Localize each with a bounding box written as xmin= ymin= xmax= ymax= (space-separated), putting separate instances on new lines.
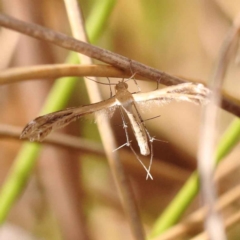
xmin=197 ymin=14 xmax=240 ymax=240
xmin=0 ymin=124 xmax=189 ymax=183
xmin=0 ymin=13 xmax=239 ymax=117
xmin=154 ymin=184 xmax=240 ymax=240
xmin=64 ymin=1 xmax=145 ymax=239
xmin=192 ymin=210 xmax=240 ymax=240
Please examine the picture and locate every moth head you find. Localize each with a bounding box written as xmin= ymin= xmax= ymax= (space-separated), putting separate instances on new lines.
xmin=115 ymin=82 xmax=128 ymax=91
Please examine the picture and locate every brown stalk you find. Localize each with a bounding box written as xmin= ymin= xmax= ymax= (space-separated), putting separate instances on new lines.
xmin=0 ymin=124 xmax=189 ymax=183
xmin=0 ymin=13 xmax=239 ymax=117
xmin=197 ymin=13 xmax=240 ymax=240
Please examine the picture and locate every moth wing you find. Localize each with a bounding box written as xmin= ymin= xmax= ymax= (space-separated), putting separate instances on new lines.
xmin=21 ymin=97 xmax=116 ymax=141
xmin=133 ymin=83 xmax=210 ymax=110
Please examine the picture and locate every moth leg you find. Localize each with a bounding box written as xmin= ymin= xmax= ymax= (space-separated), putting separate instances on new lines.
xmin=132 ymin=102 xmax=156 ymax=180
xmin=113 ymin=106 xmax=153 ymax=179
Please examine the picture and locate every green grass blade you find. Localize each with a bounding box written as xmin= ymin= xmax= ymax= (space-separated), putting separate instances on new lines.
xmin=86 ymin=0 xmax=116 ymax=42
xmin=215 ymin=118 xmax=240 ymax=163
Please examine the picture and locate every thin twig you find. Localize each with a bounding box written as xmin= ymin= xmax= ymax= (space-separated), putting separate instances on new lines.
xmin=0 ymin=64 xmax=130 ymax=84
xmin=0 ymin=124 xmax=104 ymax=154
xmin=0 ymin=124 xmax=190 ymax=183
xmin=197 ymin=14 xmax=240 ymax=240
xmin=0 ymin=13 xmax=183 ymax=85
xmin=1 ymin=64 xmax=240 ymax=119
xmin=0 ymin=13 xmax=239 ymax=117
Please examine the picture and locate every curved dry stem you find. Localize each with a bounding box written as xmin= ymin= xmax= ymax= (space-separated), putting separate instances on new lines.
xmin=0 ymin=124 xmax=190 ymax=183
xmin=0 ymin=13 xmax=183 ymax=85
xmin=0 ymin=64 xmax=240 ymax=118
xmin=197 ymin=13 xmax=240 ymax=240
xmin=0 ymin=64 xmax=131 ymax=84
xmin=0 ymin=14 xmax=239 ymax=117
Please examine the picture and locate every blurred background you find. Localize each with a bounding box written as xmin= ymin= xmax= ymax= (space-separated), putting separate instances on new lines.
xmin=0 ymin=0 xmax=240 ymax=239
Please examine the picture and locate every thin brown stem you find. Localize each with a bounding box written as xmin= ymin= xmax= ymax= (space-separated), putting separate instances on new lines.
xmin=0 ymin=124 xmax=189 ymax=183
xmin=0 ymin=64 xmax=240 ymax=119
xmin=0 ymin=13 xmax=239 ymax=117
xmin=197 ymin=13 xmax=240 ymax=240
xmin=0 ymin=13 xmax=182 ymax=85
xmin=0 ymin=64 xmax=140 ymax=84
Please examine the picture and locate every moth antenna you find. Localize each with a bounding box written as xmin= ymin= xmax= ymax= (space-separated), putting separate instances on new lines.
xmin=86 ymin=76 xmax=116 ymax=86
xmin=107 ymin=77 xmax=113 ymax=97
